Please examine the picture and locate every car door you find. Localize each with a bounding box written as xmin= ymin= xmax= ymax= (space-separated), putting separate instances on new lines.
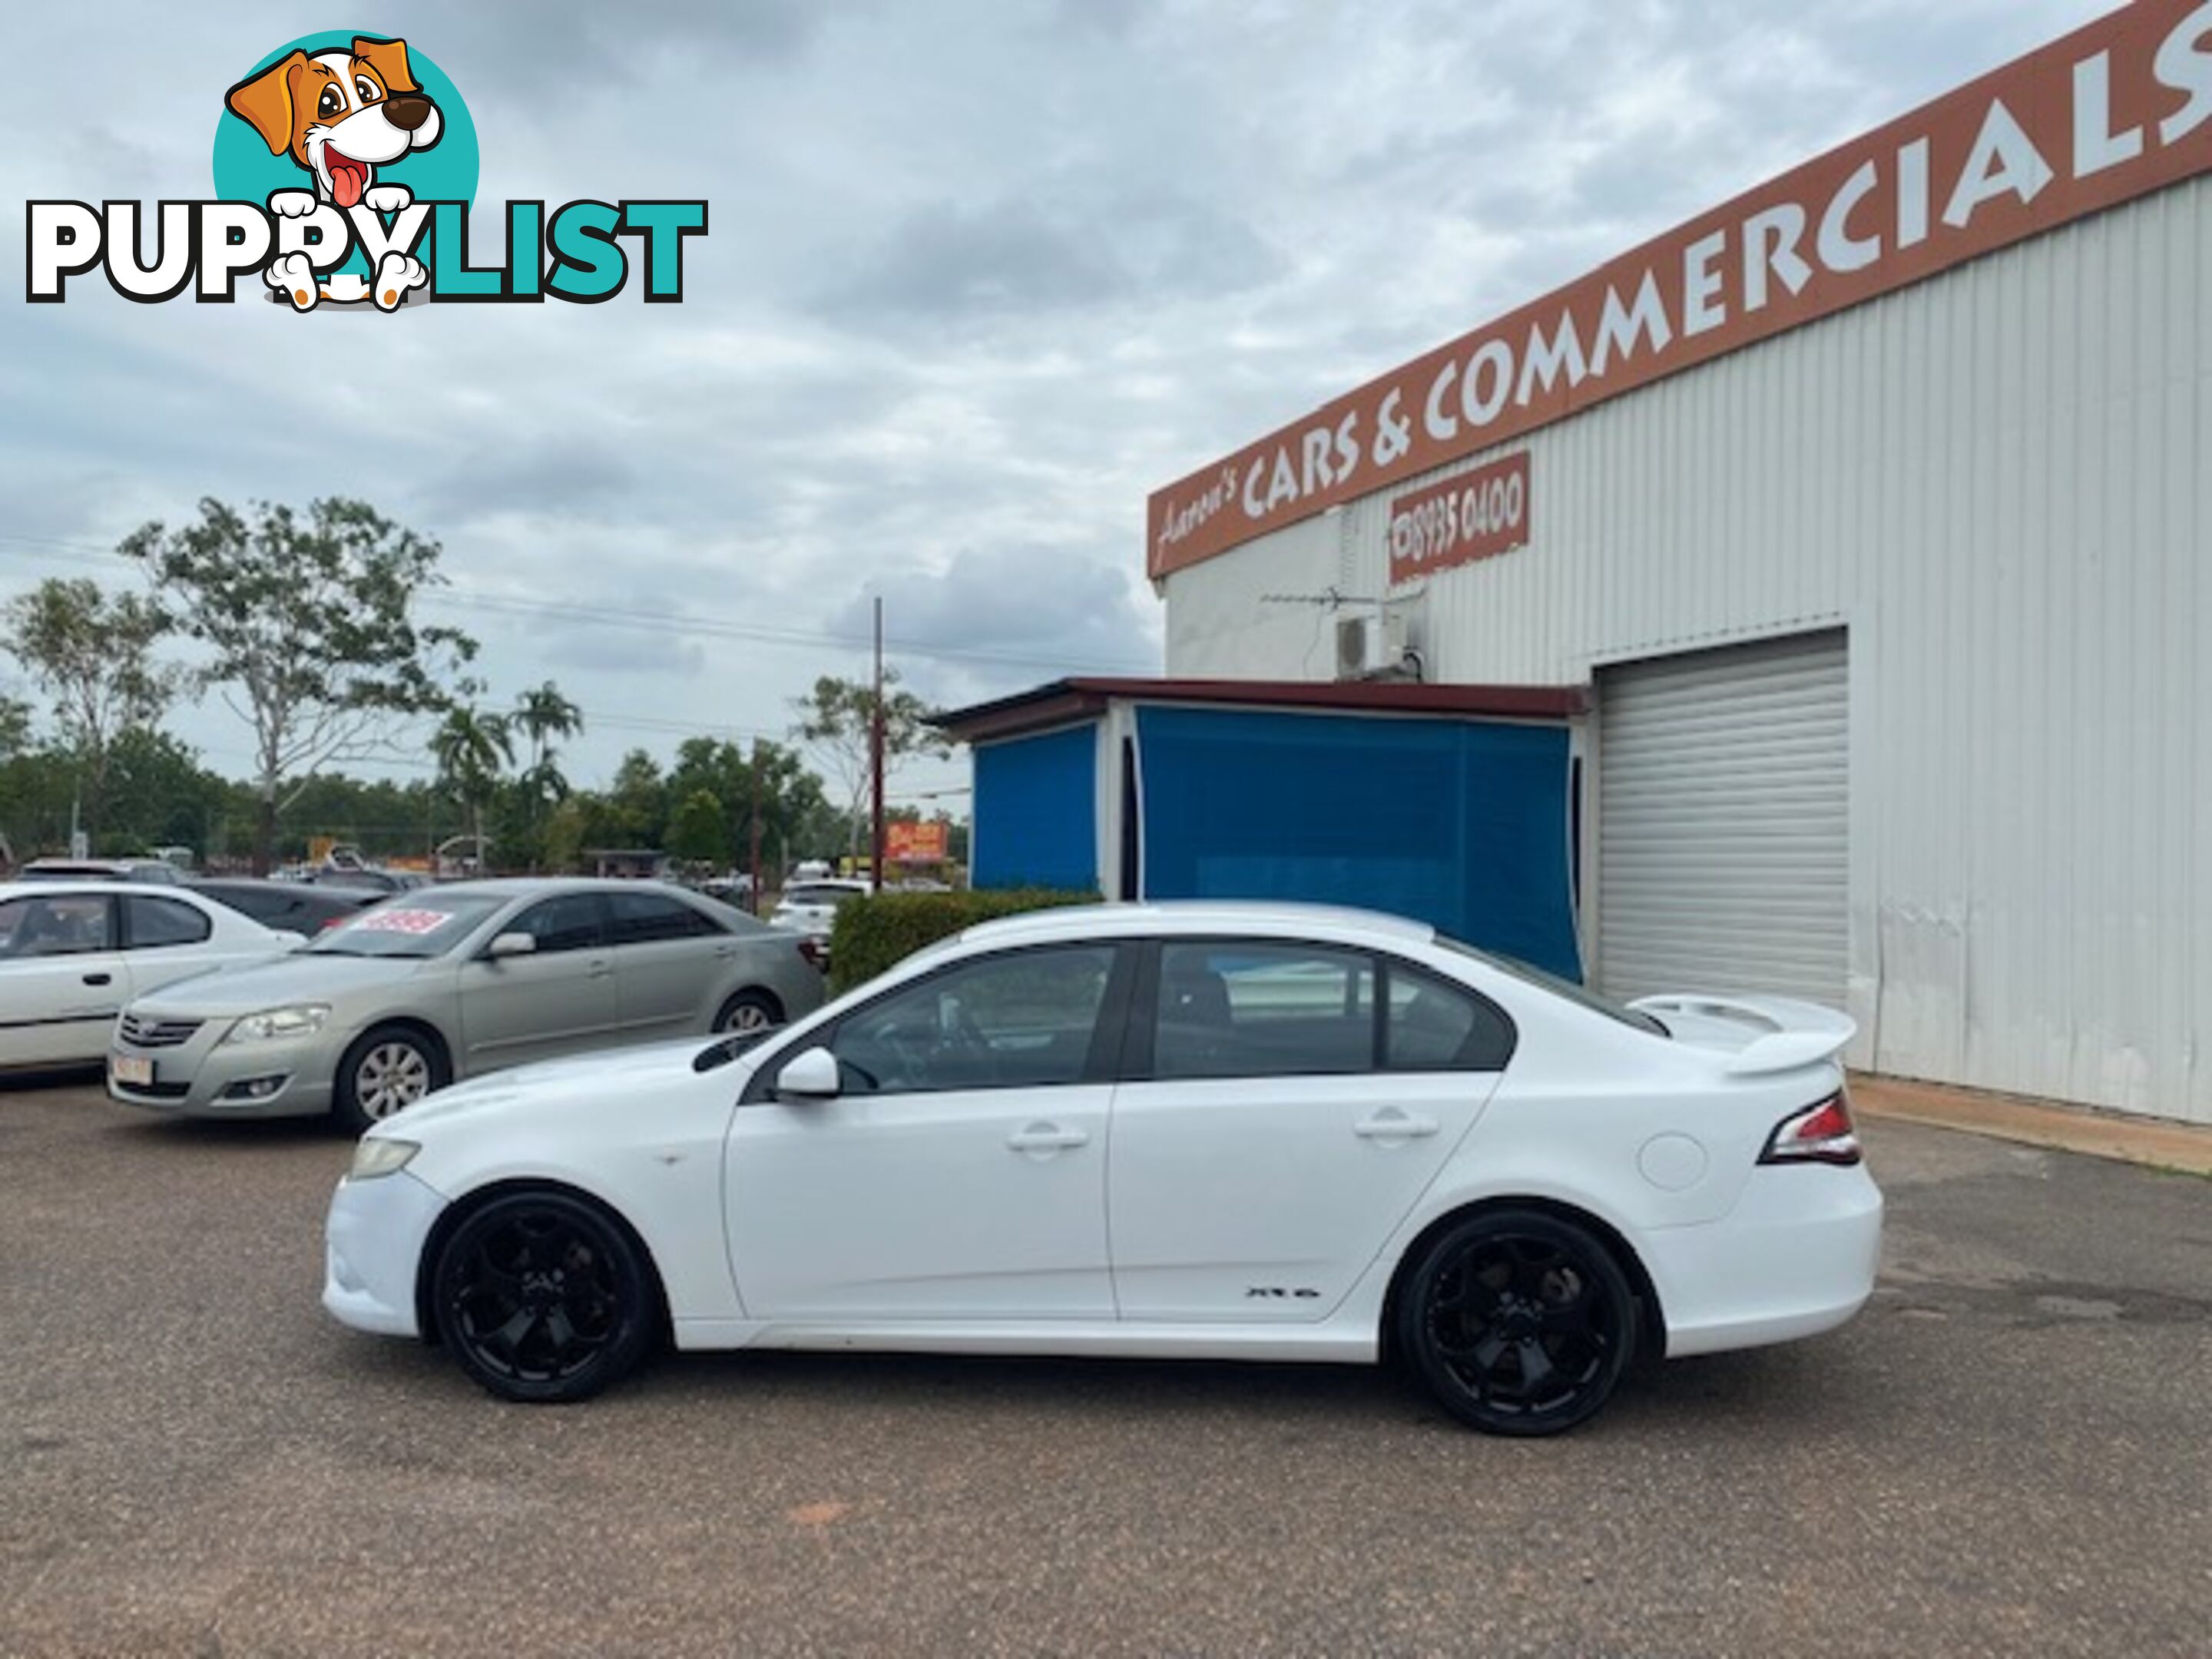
xmin=0 ymin=892 xmax=131 ymax=1067
xmin=726 ymin=942 xmax=1134 ymax=1321
xmin=453 ymin=893 xmax=621 ymax=1071
xmin=605 ymin=890 xmax=721 ymax=1036
xmin=118 ymin=892 xmax=230 ymax=998
xmin=1107 ymin=940 xmax=1510 ymax=1323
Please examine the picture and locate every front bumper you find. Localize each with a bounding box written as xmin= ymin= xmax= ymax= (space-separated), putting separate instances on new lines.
xmin=1644 ymin=1163 xmax=1885 ymax=1358
xmin=323 ymin=1166 xmax=449 ymax=1338
xmin=107 ymin=1019 xmax=338 ymax=1119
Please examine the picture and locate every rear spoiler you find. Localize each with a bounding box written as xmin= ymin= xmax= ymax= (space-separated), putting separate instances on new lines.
xmin=1629 ymin=993 xmax=1857 ymax=1077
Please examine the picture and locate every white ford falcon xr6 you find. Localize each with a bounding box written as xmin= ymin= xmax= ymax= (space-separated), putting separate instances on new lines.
xmin=323 ymin=901 xmax=1882 ymax=1435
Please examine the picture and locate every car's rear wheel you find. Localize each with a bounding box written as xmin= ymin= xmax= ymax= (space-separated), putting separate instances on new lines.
xmin=1397 ymin=1208 xmax=1635 ymax=1436
xmin=333 ymin=1025 xmax=449 ymax=1131
xmin=430 ymin=1190 xmax=657 ymax=1403
xmin=713 ymin=989 xmax=781 ymax=1035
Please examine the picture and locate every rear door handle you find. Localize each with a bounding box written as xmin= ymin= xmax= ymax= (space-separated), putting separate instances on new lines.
xmin=82 ymin=972 xmax=112 ymax=987
xmin=1007 ymin=1123 xmax=1089 ymax=1153
xmin=587 ymin=959 xmax=614 ymax=979
xmin=1354 ymin=1110 xmax=1439 ymax=1141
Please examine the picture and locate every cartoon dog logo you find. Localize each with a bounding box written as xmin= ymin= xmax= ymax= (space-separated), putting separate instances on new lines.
xmin=224 ymin=35 xmax=439 ymax=311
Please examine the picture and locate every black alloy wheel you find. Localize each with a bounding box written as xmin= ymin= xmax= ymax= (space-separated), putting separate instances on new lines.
xmin=1398 ymin=1209 xmax=1635 ymax=1436
xmin=430 ymin=1190 xmax=657 ymax=1403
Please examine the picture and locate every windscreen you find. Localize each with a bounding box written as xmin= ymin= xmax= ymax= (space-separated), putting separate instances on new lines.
xmin=306 ymin=892 xmax=508 ymax=959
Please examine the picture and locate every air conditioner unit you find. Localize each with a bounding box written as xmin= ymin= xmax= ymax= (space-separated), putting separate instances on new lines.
xmin=1334 ymin=610 xmax=1412 ymax=680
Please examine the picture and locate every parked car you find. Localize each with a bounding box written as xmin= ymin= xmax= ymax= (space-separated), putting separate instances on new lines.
xmin=188 ymin=878 xmax=381 ymax=935
xmin=789 ymin=859 xmax=834 ymax=882
xmin=0 ymin=882 xmax=303 ymax=1073
xmin=769 ymin=878 xmax=873 ymax=948
xmin=109 ymin=879 xmax=826 ymax=1130
xmin=320 ymin=900 xmax=1882 ymax=1434
xmin=16 ymin=857 xmax=183 ymax=885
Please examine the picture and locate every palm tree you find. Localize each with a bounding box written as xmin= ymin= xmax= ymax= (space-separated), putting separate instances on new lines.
xmin=512 ymin=681 xmax=584 ymax=773
xmin=431 ymin=706 xmax=515 ymax=874
xmin=511 ymin=681 xmax=584 ymax=871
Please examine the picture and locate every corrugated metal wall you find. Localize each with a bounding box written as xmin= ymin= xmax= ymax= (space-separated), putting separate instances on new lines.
xmin=1164 ymin=176 xmax=2212 ymax=1124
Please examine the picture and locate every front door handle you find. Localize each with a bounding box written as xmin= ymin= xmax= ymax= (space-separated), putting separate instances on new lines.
xmin=82 ymin=972 xmax=112 ymax=987
xmin=1007 ymin=1123 xmax=1089 ymax=1153
xmin=1354 ymin=1110 xmax=1439 ymax=1141
xmin=587 ymin=959 xmax=614 ymax=979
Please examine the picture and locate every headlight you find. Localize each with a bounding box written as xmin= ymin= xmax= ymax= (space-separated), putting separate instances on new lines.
xmin=221 ymin=1004 xmax=330 ymax=1044
xmin=349 ymin=1137 xmax=420 ymax=1181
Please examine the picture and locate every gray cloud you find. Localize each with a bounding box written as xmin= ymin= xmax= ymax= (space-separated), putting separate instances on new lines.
xmin=0 ymin=0 xmax=2115 ymax=794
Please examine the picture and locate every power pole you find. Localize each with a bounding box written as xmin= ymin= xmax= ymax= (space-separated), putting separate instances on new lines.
xmin=870 ymin=594 xmax=886 ymax=896
xmin=748 ymin=737 xmax=764 ymax=916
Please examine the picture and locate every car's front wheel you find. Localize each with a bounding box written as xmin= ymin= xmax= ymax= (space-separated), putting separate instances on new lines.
xmin=429 ymin=1190 xmax=659 ymax=1403
xmin=333 ymin=1025 xmax=449 ymax=1132
xmin=1397 ymin=1208 xmax=1635 ymax=1436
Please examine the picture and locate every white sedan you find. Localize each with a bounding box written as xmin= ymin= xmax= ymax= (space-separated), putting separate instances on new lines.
xmin=0 ymin=881 xmax=304 ymax=1072
xmin=324 ymin=902 xmax=1883 ymax=1435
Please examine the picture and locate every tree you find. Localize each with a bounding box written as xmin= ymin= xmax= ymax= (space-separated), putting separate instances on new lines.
xmin=508 ymin=680 xmax=584 ymax=870
xmin=431 ymin=706 xmax=514 ymax=874
xmin=667 ymin=787 xmax=727 ymax=866
xmin=790 ymin=670 xmax=950 ymax=856
xmin=1 ymin=577 xmax=181 ymax=844
xmin=122 ymin=497 xmax=478 ymax=873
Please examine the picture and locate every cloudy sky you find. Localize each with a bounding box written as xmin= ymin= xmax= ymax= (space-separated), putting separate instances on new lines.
xmin=0 ymin=0 xmax=2114 ymax=809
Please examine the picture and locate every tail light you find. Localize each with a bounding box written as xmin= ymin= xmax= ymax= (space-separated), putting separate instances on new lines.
xmin=1758 ymin=1090 xmax=1861 ymax=1166
xmin=796 ymin=938 xmax=825 ymax=972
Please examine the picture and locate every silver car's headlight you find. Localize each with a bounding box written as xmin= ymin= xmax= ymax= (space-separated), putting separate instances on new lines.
xmin=221 ymin=1004 xmax=331 ymax=1045
xmin=349 ymin=1137 xmax=420 ymax=1181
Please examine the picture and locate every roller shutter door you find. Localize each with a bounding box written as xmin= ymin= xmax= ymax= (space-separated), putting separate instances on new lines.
xmin=1597 ymin=630 xmax=1847 ymax=1007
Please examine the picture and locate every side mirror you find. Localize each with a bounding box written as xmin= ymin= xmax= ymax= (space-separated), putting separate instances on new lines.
xmin=485 ymin=931 xmax=538 ymax=960
xmin=774 ymin=1045 xmax=841 ymax=1101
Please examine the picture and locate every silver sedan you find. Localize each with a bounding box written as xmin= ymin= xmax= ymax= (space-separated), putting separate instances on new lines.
xmin=107 ymin=879 xmax=826 ymax=1129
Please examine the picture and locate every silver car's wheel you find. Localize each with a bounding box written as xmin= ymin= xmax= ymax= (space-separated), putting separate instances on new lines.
xmin=334 ymin=1026 xmax=449 ymax=1132
xmin=714 ymin=990 xmax=781 ymax=1035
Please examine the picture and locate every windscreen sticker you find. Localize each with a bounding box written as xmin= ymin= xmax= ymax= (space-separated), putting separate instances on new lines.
xmin=350 ymin=909 xmax=455 ymax=936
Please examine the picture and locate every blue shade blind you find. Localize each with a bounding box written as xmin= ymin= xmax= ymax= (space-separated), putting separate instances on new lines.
xmin=972 ymin=724 xmax=1099 ymax=892
xmin=1134 ymin=707 xmax=1582 ymax=980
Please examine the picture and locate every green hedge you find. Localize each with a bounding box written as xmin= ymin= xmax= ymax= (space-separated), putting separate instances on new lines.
xmin=826 ymin=888 xmax=1100 ymax=993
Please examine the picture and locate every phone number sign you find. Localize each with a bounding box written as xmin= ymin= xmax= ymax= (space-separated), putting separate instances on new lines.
xmin=1388 ymin=452 xmax=1530 ymax=584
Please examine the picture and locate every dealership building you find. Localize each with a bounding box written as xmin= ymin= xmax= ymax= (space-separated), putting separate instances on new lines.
xmin=947 ymin=2 xmax=2212 ymax=1125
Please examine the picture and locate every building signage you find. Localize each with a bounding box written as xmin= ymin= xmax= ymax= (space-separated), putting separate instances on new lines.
xmin=1148 ymin=0 xmax=2212 ymax=578
xmin=886 ymin=820 xmax=949 ymax=862
xmin=1388 ymin=453 xmax=1530 ymax=584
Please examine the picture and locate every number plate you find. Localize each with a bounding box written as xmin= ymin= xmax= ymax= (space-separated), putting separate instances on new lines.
xmin=111 ymin=1054 xmax=154 ymax=1088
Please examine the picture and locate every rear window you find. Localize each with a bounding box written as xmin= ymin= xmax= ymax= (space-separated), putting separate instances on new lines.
xmin=783 ymin=884 xmax=864 ymax=908
xmin=1437 ymin=937 xmax=1668 ymax=1037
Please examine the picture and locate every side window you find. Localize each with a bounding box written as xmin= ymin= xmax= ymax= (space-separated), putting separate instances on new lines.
xmin=509 ymin=895 xmax=607 ymax=954
xmin=1154 ymin=942 xmax=1376 ymax=1080
xmin=1382 ymin=962 xmax=1517 ymax=1071
xmin=0 ymin=894 xmax=113 ymax=958
xmin=608 ymin=892 xmax=720 ymax=944
xmin=124 ymin=896 xmax=213 ymax=949
xmin=826 ymin=945 xmax=1119 ymax=1095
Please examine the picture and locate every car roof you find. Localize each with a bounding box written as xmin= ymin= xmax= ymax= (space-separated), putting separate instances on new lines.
xmin=0 ymin=879 xmax=213 ymax=902
xmin=955 ymin=900 xmax=1438 ymax=949
xmin=405 ymin=877 xmax=714 ymax=899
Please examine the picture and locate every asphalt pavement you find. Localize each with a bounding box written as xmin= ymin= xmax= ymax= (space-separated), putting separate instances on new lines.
xmin=2 ymin=1075 xmax=2207 ymax=1657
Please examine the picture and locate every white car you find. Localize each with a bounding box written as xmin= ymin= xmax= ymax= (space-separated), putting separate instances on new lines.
xmin=768 ymin=878 xmax=873 ymax=945
xmin=0 ymin=882 xmax=303 ymax=1072
xmin=323 ymin=902 xmax=1883 ymax=1435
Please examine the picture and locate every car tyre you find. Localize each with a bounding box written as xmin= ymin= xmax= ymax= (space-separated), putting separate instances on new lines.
xmin=713 ymin=989 xmax=782 ymax=1035
xmin=1397 ymin=1208 xmax=1635 ymax=1437
xmin=333 ymin=1024 xmax=449 ymax=1132
xmin=430 ymin=1190 xmax=658 ymax=1404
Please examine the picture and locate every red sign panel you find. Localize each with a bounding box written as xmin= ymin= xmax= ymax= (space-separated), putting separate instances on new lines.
xmin=1388 ymin=453 xmax=1531 ymax=584
xmin=886 ymin=820 xmax=949 ymax=862
xmin=1147 ymin=0 xmax=2212 ymax=578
